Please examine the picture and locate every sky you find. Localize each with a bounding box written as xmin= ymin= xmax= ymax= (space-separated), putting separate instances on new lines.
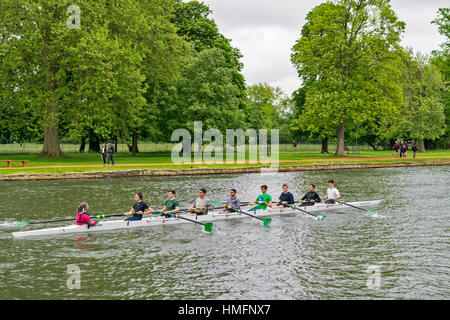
xmin=199 ymin=0 xmax=448 ymax=95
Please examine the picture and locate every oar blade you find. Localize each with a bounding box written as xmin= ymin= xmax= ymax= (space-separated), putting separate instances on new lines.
xmin=14 ymin=222 xmax=32 ymax=226
xmin=263 ymin=218 xmax=271 ymax=227
xmin=204 ymin=223 xmax=213 ymax=233
xmin=317 ymin=216 xmax=326 ymax=221
xmin=366 ymin=211 xmax=377 ymax=216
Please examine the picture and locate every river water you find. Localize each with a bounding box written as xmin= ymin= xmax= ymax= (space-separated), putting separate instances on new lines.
xmin=0 ymin=166 xmax=449 ymax=299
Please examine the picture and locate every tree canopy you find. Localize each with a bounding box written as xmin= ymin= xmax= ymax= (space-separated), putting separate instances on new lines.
xmin=291 ymin=0 xmax=406 ymax=155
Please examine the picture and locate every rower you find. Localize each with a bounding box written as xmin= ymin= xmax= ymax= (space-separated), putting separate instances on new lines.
xmin=218 ymin=189 xmax=241 ymax=214
xmin=125 ymin=192 xmax=153 ymax=221
xmin=324 ymin=180 xmax=340 ymax=204
xmin=160 ymin=190 xmax=180 ymax=218
xmin=189 ymin=188 xmax=215 ymax=216
xmin=300 ymin=184 xmax=321 ymax=206
xmin=249 ymin=185 xmax=272 ymax=211
xmin=75 ymin=202 xmax=98 ymax=227
xmin=272 ymin=184 xmax=295 ymax=209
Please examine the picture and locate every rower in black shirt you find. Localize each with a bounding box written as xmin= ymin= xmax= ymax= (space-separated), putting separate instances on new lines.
xmin=300 ymin=184 xmax=321 ymax=206
xmin=273 ymin=184 xmax=295 ymax=209
xmin=125 ymin=192 xmax=153 ymax=221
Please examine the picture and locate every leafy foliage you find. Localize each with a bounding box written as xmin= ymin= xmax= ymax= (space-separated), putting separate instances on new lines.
xmin=291 ymin=0 xmax=405 ymax=155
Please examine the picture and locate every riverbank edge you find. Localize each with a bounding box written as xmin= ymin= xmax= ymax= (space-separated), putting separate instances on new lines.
xmin=1 ymin=160 xmax=449 ymax=181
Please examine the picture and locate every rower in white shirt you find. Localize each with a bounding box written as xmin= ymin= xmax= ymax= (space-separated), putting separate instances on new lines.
xmin=324 ymin=180 xmax=340 ymax=204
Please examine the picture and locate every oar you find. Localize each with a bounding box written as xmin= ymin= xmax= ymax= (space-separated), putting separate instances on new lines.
xmin=99 ymin=210 xmax=214 ymax=233
xmin=14 ymin=214 xmax=115 ymax=226
xmin=338 ymin=201 xmax=377 ymax=216
xmin=290 ymin=205 xmax=326 ymax=221
xmin=237 ymin=209 xmax=272 ymax=227
xmin=173 ymin=214 xmax=213 ymax=232
xmin=15 ymin=218 xmax=77 ymax=226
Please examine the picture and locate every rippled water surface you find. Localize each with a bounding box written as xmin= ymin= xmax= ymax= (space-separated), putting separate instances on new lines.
xmin=0 ymin=166 xmax=449 ymax=299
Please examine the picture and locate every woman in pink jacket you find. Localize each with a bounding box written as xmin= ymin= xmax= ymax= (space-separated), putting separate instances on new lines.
xmin=75 ymin=202 xmax=98 ymax=227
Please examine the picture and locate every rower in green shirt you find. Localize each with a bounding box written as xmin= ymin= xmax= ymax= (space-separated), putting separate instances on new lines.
xmin=248 ymin=185 xmax=272 ymax=211
xmin=160 ymin=190 xmax=180 ymax=218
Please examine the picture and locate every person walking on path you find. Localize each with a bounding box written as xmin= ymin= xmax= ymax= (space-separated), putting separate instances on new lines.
xmin=392 ymin=140 xmax=400 ymax=158
xmin=107 ymin=141 xmax=115 ymax=166
xmin=411 ymin=141 xmax=418 ymax=159
xmin=400 ymin=140 xmax=408 ymax=158
xmin=101 ymin=143 xmax=107 ymax=166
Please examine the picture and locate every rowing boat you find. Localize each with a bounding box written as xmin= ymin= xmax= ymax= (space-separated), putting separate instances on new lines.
xmin=12 ymin=200 xmax=381 ymax=238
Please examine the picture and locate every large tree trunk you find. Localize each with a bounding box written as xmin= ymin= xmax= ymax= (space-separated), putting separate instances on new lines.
xmin=40 ymin=44 xmax=63 ymax=158
xmin=418 ymin=139 xmax=426 ymax=153
xmin=88 ymin=131 xmax=100 ymax=153
xmin=40 ymin=105 xmax=64 ymax=158
xmin=321 ymin=138 xmax=329 ymax=154
xmin=79 ymin=138 xmax=86 ymax=153
xmin=41 ymin=125 xmax=64 ymax=157
xmin=335 ymin=122 xmax=345 ymax=156
xmin=129 ymin=131 xmax=139 ymax=156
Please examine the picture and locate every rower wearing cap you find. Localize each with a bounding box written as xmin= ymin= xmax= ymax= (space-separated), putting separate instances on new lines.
xmin=160 ymin=190 xmax=180 ymax=218
xmin=272 ymin=184 xmax=295 ymax=209
xmin=324 ymin=180 xmax=340 ymax=204
xmin=189 ymin=188 xmax=215 ymax=216
xmin=218 ymin=189 xmax=241 ymax=214
xmin=125 ymin=192 xmax=153 ymax=221
xmin=300 ymin=184 xmax=321 ymax=206
xmin=249 ymin=185 xmax=272 ymax=211
xmin=75 ymin=202 xmax=98 ymax=227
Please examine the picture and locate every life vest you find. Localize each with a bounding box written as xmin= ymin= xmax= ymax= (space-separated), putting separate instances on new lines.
xmin=76 ymin=210 xmax=91 ymax=227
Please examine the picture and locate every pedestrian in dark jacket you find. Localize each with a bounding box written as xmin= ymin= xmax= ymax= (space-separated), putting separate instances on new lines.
xmin=411 ymin=141 xmax=418 ymax=159
xmin=107 ymin=141 xmax=115 ymax=166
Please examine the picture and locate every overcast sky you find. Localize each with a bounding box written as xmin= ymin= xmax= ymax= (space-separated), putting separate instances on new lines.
xmin=199 ymin=0 xmax=448 ymax=95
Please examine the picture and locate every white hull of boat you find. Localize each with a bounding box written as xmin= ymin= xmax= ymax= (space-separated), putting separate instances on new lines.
xmin=12 ymin=200 xmax=382 ymax=238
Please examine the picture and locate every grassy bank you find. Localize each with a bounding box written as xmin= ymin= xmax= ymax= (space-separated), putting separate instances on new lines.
xmin=0 ymin=149 xmax=449 ymax=175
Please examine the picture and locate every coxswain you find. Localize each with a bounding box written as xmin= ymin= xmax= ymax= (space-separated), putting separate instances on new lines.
xmin=75 ymin=202 xmax=98 ymax=227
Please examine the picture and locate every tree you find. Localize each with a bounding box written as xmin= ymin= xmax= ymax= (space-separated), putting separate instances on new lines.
xmin=65 ymin=25 xmax=147 ymax=154
xmin=431 ymin=8 xmax=450 ymax=148
xmin=172 ymin=48 xmax=246 ymax=133
xmin=0 ymin=0 xmax=189 ymax=157
xmin=389 ymin=50 xmax=446 ymax=152
xmin=246 ymin=84 xmax=285 ymax=129
xmin=290 ymin=79 xmax=334 ymax=153
xmin=291 ymin=0 xmax=405 ymax=155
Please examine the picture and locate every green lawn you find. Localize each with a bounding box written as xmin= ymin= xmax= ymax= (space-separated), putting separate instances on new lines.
xmin=0 ymin=149 xmax=449 ymax=175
